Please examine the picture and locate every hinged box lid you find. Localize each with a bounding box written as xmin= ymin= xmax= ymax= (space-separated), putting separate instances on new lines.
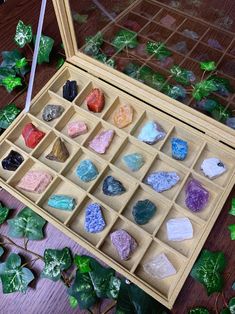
xmin=52 ymin=0 xmax=235 ymax=148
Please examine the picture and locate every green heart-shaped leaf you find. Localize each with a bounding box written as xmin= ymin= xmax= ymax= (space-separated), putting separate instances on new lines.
xmin=0 ymin=50 xmax=29 ymax=77
xmin=189 ymin=308 xmax=210 ymax=314
xmin=229 ymin=199 xmax=235 ymax=216
xmin=94 ymin=53 xmax=115 ymax=68
xmin=35 ymin=35 xmax=54 ymax=64
xmin=192 ymin=80 xmax=218 ymax=101
xmin=7 ymin=207 xmax=46 ymax=240
xmin=146 ymin=41 xmax=172 ymax=60
xmin=56 ymin=57 xmax=65 ymax=70
xmin=191 ymin=249 xmax=226 ymax=295
xmin=0 ymin=103 xmax=21 ymax=129
xmin=112 ymin=29 xmax=138 ymax=51
xmin=2 ymin=75 xmax=22 ymax=93
xmin=200 ymin=61 xmax=216 ymax=72
xmin=229 ymin=297 xmax=235 ymax=314
xmin=72 ymin=12 xmax=88 ymax=24
xmin=220 ymin=308 xmax=231 ymax=314
xmin=170 ymin=65 xmax=195 ymax=85
xmin=1 ymin=49 xmax=22 ymax=68
xmin=0 ymin=202 xmax=10 ymax=224
xmin=74 ymin=255 xmax=91 ymax=273
xmin=14 ymin=20 xmax=33 ymax=48
xmin=69 ymin=295 xmax=78 ymax=309
xmin=163 ymin=84 xmax=186 ymax=100
xmin=0 ymin=67 xmax=16 ymax=84
xmin=0 ymin=253 xmax=34 ymax=293
xmin=228 ymin=224 xmax=235 ymax=240
xmin=84 ymin=32 xmax=103 ymax=56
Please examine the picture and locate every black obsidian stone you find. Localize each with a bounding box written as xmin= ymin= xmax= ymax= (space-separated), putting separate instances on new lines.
xmin=2 ymin=150 xmax=24 ymax=171
xmin=62 ymin=80 xmax=78 ymax=102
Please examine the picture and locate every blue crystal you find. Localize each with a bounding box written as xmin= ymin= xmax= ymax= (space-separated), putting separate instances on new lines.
xmin=102 ymin=175 xmax=126 ymax=196
xmin=76 ymin=159 xmax=98 ymax=182
xmin=226 ymin=117 xmax=235 ymax=129
xmin=138 ymin=121 xmax=166 ymax=145
xmin=84 ymin=203 xmax=106 ymax=233
xmin=145 ymin=171 xmax=180 ymax=192
xmin=171 ymin=137 xmax=188 ymax=161
xmin=47 ymin=194 xmax=76 ymax=211
xmin=132 ymin=199 xmax=157 ymax=225
xmin=122 ymin=153 xmax=145 ymax=172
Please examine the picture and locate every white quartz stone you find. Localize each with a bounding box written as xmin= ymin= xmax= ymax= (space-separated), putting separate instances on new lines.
xmin=201 ymin=157 xmax=226 ymax=179
xmin=143 ymin=253 xmax=177 ymax=279
xmin=166 ymin=217 xmax=193 ymax=241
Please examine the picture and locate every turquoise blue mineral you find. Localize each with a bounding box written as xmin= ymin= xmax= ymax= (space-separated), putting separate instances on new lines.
xmin=171 ymin=137 xmax=188 ymax=161
xmin=84 ymin=203 xmax=106 ymax=233
xmin=76 ymin=159 xmax=98 ymax=182
xmin=122 ymin=152 xmax=145 ymax=172
xmin=137 ymin=121 xmax=166 ymax=145
xmin=47 ymin=194 xmax=76 ymax=211
xmin=132 ymin=199 xmax=157 ymax=225
xmin=102 ymin=175 xmax=126 ymax=196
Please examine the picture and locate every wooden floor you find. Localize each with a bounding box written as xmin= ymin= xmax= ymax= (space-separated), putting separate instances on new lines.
xmin=0 ymin=1 xmax=234 ymax=313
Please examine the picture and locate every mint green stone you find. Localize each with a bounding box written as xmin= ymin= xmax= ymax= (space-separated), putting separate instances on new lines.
xmin=122 ymin=153 xmax=144 ymax=172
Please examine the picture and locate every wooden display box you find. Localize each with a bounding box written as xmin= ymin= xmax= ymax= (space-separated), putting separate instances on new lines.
xmin=0 ymin=0 xmax=234 ymax=309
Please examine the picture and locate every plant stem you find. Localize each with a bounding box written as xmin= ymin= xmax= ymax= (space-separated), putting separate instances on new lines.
xmin=222 ymin=291 xmax=228 ymax=307
xmin=27 ymin=43 xmax=34 ymax=55
xmin=57 ymin=51 xmax=66 ymax=57
xmin=102 ymin=301 xmax=117 ymax=314
xmin=6 ymin=86 xmax=27 ymax=106
xmin=214 ymin=293 xmax=220 ymax=314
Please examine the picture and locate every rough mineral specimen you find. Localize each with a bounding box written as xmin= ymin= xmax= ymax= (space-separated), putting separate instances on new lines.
xmin=143 ymin=253 xmax=177 ymax=279
xmin=145 ymin=171 xmax=180 ymax=192
xmin=122 ymin=153 xmax=145 ymax=172
xmin=166 ymin=217 xmax=193 ymax=241
xmin=22 ymin=123 xmax=45 ymax=149
xmin=102 ymin=175 xmax=126 ymax=196
xmin=157 ymin=57 xmax=174 ymax=69
xmin=132 ymin=199 xmax=157 ymax=225
xmin=113 ymin=104 xmax=133 ymax=129
xmin=207 ymin=38 xmax=224 ymax=50
xmin=171 ymin=41 xmax=188 ymax=54
xmin=110 ymin=229 xmax=137 ymax=260
xmin=47 ymin=194 xmax=76 ymax=211
xmin=42 ymin=104 xmax=64 ymax=122
xmin=84 ymin=203 xmax=106 ymax=233
xmin=160 ymin=14 xmax=176 ymax=28
xmin=226 ymin=117 xmax=235 ymax=129
xmin=63 ymin=80 xmax=78 ymax=102
xmin=17 ymin=170 xmax=52 ymax=193
xmin=85 ymin=88 xmax=105 ymax=113
xmin=185 ymin=179 xmax=209 ymax=212
xmin=182 ymin=29 xmax=199 ymax=40
xmin=67 ymin=120 xmax=88 ymax=138
xmin=171 ymin=137 xmax=188 ymax=161
xmin=201 ymin=157 xmax=226 ymax=179
xmin=138 ymin=121 xmax=166 ymax=145
xmin=76 ymin=159 xmax=98 ymax=182
xmin=46 ymin=138 xmax=69 ymax=162
xmin=89 ymin=129 xmax=114 ymax=154
xmin=2 ymin=150 xmax=24 ymax=171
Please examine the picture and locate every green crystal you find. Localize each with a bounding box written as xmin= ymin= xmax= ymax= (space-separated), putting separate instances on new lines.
xmin=122 ymin=153 xmax=145 ymax=172
xmin=132 ymin=199 xmax=157 ymax=225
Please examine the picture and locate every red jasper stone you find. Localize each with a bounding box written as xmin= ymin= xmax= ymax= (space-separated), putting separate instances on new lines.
xmin=85 ymin=88 xmax=105 ymax=113
xmin=22 ymin=123 xmax=45 ymax=149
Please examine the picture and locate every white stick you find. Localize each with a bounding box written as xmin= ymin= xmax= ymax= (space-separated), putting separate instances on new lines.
xmin=25 ymin=0 xmax=47 ymax=112
xmin=92 ymin=0 xmax=115 ymax=22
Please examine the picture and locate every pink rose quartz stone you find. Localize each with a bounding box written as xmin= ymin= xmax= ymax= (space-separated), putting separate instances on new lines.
xmin=17 ymin=170 xmax=53 ymax=193
xmin=67 ymin=120 xmax=88 ymax=138
xmin=89 ymin=129 xmax=114 ymax=154
xmin=160 ymin=15 xmax=176 ymax=28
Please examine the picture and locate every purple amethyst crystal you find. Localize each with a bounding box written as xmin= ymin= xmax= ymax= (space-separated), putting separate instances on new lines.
xmin=185 ymin=179 xmax=209 ymax=212
xmin=110 ymin=229 xmax=137 ymax=260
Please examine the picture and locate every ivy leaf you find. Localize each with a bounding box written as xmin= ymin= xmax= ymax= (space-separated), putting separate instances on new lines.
xmin=74 ymin=255 xmax=91 ymax=273
xmin=0 ymin=247 xmax=4 ymax=257
xmin=192 ymin=80 xmax=218 ymax=101
xmin=229 ymin=198 xmax=235 ymax=216
xmin=56 ymin=57 xmax=65 ymax=70
xmin=14 ymin=20 xmax=33 ymax=48
xmin=41 ymin=247 xmax=72 ymax=281
xmin=0 ymin=67 xmax=16 ymax=84
xmin=123 ymin=62 xmax=141 ymax=79
xmin=146 ymin=41 xmax=172 ymax=60
xmin=220 ymin=308 xmax=231 ymax=314
xmin=94 ymin=53 xmax=115 ymax=68
xmin=69 ymin=296 xmax=78 ymax=309
xmin=112 ymin=29 xmax=138 ymax=51
xmin=189 ymin=308 xmax=210 ymax=314
xmin=163 ymin=84 xmax=186 ymax=100
xmin=1 ymin=49 xmax=22 ymax=69
xmin=208 ymin=76 xmax=233 ymax=97
xmin=0 ymin=253 xmax=34 ymax=293
xmin=191 ymin=249 xmax=226 ymax=295
xmin=229 ymin=297 xmax=235 ymax=314
xmin=170 ymin=65 xmax=196 ymax=85
xmin=228 ymin=224 xmax=235 ymax=240
xmin=200 ymin=61 xmax=217 ymax=71
xmin=72 ymin=11 xmax=88 ymax=24
xmin=84 ymin=32 xmax=103 ymax=56
xmin=138 ymin=66 xmax=166 ymax=90
xmin=0 ymin=103 xmax=21 ymax=129
xmin=35 ymin=35 xmax=54 ymax=64
xmin=7 ymin=207 xmax=46 ymax=240
xmin=2 ymin=75 xmax=22 ymax=93
xmin=0 ymin=202 xmax=10 ymax=225
xmin=15 ymin=57 xmax=28 ymax=69
xmin=211 ymin=105 xmax=231 ymax=123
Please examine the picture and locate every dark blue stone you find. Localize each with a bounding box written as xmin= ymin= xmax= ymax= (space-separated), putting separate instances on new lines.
xmin=171 ymin=137 xmax=188 ymax=161
xmin=102 ymin=175 xmax=126 ymax=196
xmin=132 ymin=199 xmax=157 ymax=225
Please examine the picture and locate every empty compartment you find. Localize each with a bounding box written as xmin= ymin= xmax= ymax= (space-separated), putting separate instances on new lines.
xmin=161 ymin=126 xmax=205 ymax=168
xmin=89 ymin=165 xmax=137 ymax=212
xmin=193 ymin=142 xmax=235 ymax=187
xmin=121 ymin=184 xmax=172 ymax=235
xmin=100 ymin=217 xmax=151 ymax=271
xmin=166 ymin=32 xmax=197 ymax=55
xmin=132 ymin=0 xmax=162 ymax=19
xmin=218 ymin=55 xmax=235 ymax=78
xmin=202 ymin=29 xmax=233 ymax=51
xmin=117 ymin=12 xmax=149 ymax=32
xmin=140 ymin=22 xmax=172 ymax=42
xmin=154 ymin=9 xmax=185 ymax=30
xmin=134 ymin=240 xmax=184 ymax=298
xmin=190 ymin=42 xmax=223 ymax=63
xmin=228 ymin=43 xmax=235 ymax=56
xmin=61 ymin=147 xmax=107 ymax=191
xmin=156 ymin=206 xmax=204 ymax=257
xmin=178 ymin=19 xmax=209 ymax=40
xmin=68 ymin=196 xmax=117 ymax=246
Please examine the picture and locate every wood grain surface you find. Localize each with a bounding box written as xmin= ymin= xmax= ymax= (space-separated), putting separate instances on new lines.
xmin=0 ymin=1 xmax=234 ymax=313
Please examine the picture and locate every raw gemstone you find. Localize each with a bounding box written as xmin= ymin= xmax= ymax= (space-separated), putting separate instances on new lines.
xmin=201 ymin=157 xmax=226 ymax=179
xmin=157 ymin=57 xmax=174 ymax=69
xmin=132 ymin=199 xmax=157 ymax=225
xmin=171 ymin=41 xmax=188 ymax=54
xmin=171 ymin=137 xmax=188 ymax=161
xmin=143 ymin=253 xmax=177 ymax=279
xmin=47 ymin=194 xmax=76 ymax=211
xmin=102 ymin=175 xmax=126 ymax=196
xmin=226 ymin=117 xmax=235 ymax=129
xmin=160 ymin=14 xmax=176 ymax=28
xmin=113 ymin=104 xmax=133 ymax=129
xmin=221 ymin=60 xmax=235 ymax=77
xmin=110 ymin=229 xmax=137 ymax=260
xmin=17 ymin=170 xmax=52 ymax=193
xmin=0 ymin=104 xmax=21 ymax=130
xmin=22 ymin=123 xmax=45 ymax=149
xmin=89 ymin=129 xmax=114 ymax=154
xmin=145 ymin=171 xmax=180 ymax=192
xmin=63 ymin=80 xmax=78 ymax=102
xmin=84 ymin=203 xmax=106 ymax=233
xmin=46 ymin=138 xmax=69 ymax=162
xmin=166 ymin=217 xmax=193 ymax=241
xmin=42 ymin=104 xmax=64 ymax=122
xmin=123 ymin=20 xmax=142 ymax=32
xmin=76 ymin=159 xmax=98 ymax=182
xmin=195 ymin=99 xmax=219 ymax=113
xmin=2 ymin=150 xmax=24 ymax=171
xmin=85 ymin=88 xmax=105 ymax=113
xmin=207 ymin=38 xmax=224 ymax=50
xmin=185 ymin=179 xmax=209 ymax=212
xmin=67 ymin=120 xmax=88 ymax=138
xmin=122 ymin=152 xmax=145 ymax=172
xmin=182 ymin=29 xmax=199 ymax=40
xmin=137 ymin=121 xmax=166 ymax=145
